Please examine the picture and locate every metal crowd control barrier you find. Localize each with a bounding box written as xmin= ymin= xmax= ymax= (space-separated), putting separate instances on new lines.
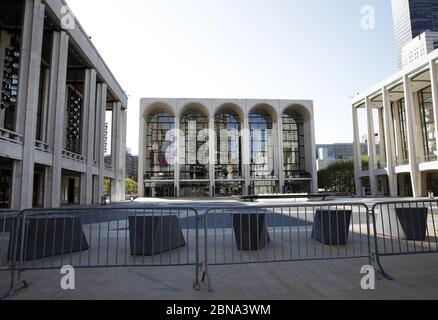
xmin=4 ymin=200 xmax=437 ymax=297
xmin=0 ymin=210 xmax=28 ymax=299
xmin=200 ymin=203 xmax=377 ymax=291
xmin=1 ymin=206 xmax=200 ymax=299
xmin=372 ymin=200 xmax=438 ymax=258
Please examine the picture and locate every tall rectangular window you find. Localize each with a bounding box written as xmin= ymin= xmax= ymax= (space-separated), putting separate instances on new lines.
xmin=398 ymin=98 xmax=409 ymax=162
xmin=419 ymin=86 xmax=437 ymax=161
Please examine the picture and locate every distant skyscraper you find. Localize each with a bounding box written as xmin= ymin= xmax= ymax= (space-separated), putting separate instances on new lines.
xmin=392 ymin=0 xmax=438 ymax=69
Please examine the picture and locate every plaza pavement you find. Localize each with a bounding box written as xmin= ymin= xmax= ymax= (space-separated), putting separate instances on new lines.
xmin=1 ymin=197 xmax=437 ymax=300
xmin=1 ymin=254 xmax=438 ymax=300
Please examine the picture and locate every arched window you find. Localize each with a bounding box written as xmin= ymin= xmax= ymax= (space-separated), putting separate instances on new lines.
xmin=282 ymin=110 xmax=306 ymax=178
xmin=214 ymin=109 xmax=242 ymax=179
xmin=180 ymin=108 xmax=209 ymax=180
xmin=249 ymin=109 xmax=274 ymax=178
xmin=145 ymin=110 xmax=175 ymax=180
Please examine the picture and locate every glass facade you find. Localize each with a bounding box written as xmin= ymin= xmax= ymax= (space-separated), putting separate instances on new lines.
xmin=357 ymin=106 xmax=369 ymax=171
xmin=282 ymin=110 xmax=306 ymax=178
xmin=140 ymin=102 xmax=316 ymax=198
xmin=373 ymin=107 xmax=387 ymax=169
xmin=409 ymin=0 xmax=438 ymax=38
xmin=214 ymin=108 xmax=243 ymax=197
xmin=391 ymin=98 xmax=409 ymax=164
xmin=145 ymin=110 xmax=175 ymax=180
xmin=418 ymin=86 xmax=437 ymax=161
xmin=249 ymin=109 xmax=274 ymax=178
xmin=144 ymin=110 xmax=176 ymax=197
xmin=214 ymin=109 xmax=242 ymax=179
xmin=180 ymin=108 xmax=209 ymax=180
xmin=392 ymin=0 xmax=438 ymax=68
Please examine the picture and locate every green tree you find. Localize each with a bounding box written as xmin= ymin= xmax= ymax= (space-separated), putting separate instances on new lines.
xmin=318 ymin=159 xmax=356 ymax=193
xmin=125 ymin=178 xmax=138 ymax=196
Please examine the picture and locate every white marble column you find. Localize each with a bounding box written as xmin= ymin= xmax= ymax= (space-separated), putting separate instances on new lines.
xmin=138 ymin=106 xmax=145 ymax=197
xmin=80 ymin=69 xmax=97 ymax=205
xmin=242 ymin=116 xmax=251 ymax=195
xmin=120 ymin=108 xmax=127 ymax=199
xmin=403 ymin=74 xmax=422 ymax=197
xmin=96 ymin=83 xmax=108 ymax=199
xmin=352 ymin=105 xmax=363 ymax=196
xmin=276 ymin=118 xmax=285 ymax=193
xmin=209 ymin=116 xmax=215 ymax=196
xmin=47 ymin=31 xmax=69 ymax=208
xmin=382 ymin=88 xmax=398 ymax=197
xmin=175 ymin=117 xmax=181 ymax=197
xmin=13 ymin=0 xmax=45 ymax=209
xmin=111 ymin=102 xmax=121 ymax=201
xmin=365 ymin=98 xmax=378 ymax=196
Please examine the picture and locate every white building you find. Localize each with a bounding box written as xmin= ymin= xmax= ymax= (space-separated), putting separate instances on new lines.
xmin=352 ymin=49 xmax=438 ymax=197
xmin=0 ymin=0 xmax=127 ymax=209
xmin=402 ymin=31 xmax=438 ymax=68
xmin=138 ymin=99 xmax=317 ymax=198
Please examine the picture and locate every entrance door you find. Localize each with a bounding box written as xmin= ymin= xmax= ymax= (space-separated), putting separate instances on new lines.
xmin=68 ymin=178 xmax=75 ymax=204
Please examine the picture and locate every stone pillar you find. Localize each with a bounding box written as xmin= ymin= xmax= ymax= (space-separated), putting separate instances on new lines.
xmin=308 ymin=113 xmax=318 ymax=193
xmin=382 ymin=88 xmax=398 ymax=197
xmin=242 ymin=116 xmax=251 ymax=195
xmin=403 ymin=75 xmax=422 ymax=197
xmin=352 ymin=105 xmax=363 ymax=196
xmin=138 ymin=105 xmax=145 ymax=197
xmin=120 ymin=108 xmax=127 ymax=199
xmin=209 ymin=116 xmax=215 ymax=196
xmin=277 ymin=116 xmax=285 ymax=193
xmin=429 ymin=60 xmax=438 ymax=159
xmin=13 ymin=0 xmax=45 ymax=209
xmin=111 ymin=102 xmax=121 ymax=201
xmin=96 ymin=83 xmax=108 ymax=200
xmin=175 ymin=117 xmax=181 ymax=197
xmin=365 ymin=98 xmax=378 ymax=196
xmin=46 ymin=31 xmax=69 ymax=208
xmin=80 ymin=69 xmax=97 ymax=205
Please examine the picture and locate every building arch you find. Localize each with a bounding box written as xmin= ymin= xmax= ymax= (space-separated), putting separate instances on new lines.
xmin=143 ymin=101 xmax=175 ymax=119
xmin=249 ymin=103 xmax=278 ymax=122
xmin=214 ymin=106 xmax=242 ymax=181
xmin=282 ymin=104 xmax=312 ymax=122
xmin=214 ymin=103 xmax=245 ymax=121
xmin=178 ymin=102 xmax=209 ymax=119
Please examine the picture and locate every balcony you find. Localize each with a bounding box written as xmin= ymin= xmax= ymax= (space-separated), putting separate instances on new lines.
xmin=0 ymin=128 xmax=23 ymax=145
xmin=418 ymin=155 xmax=438 ymax=163
xmin=35 ymin=140 xmax=52 ymax=153
xmin=396 ymin=159 xmax=409 ymax=166
xmin=62 ymin=150 xmax=86 ymax=163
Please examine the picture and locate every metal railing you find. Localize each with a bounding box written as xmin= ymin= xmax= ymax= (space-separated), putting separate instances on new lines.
xmin=200 ymin=203 xmax=374 ymax=291
xmin=0 ymin=210 xmax=26 ymax=299
xmin=1 ymin=206 xmax=200 ymax=299
xmin=371 ymin=200 xmax=438 ymax=257
xmin=2 ymin=200 xmax=438 ymax=297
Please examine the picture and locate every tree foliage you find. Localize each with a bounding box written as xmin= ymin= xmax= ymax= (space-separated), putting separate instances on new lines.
xmin=318 ymin=159 xmax=355 ymax=193
xmin=125 ymin=178 xmax=138 ymax=196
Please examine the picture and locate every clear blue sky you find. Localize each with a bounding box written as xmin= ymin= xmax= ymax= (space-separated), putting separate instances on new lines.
xmin=68 ymin=0 xmax=397 ymax=155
